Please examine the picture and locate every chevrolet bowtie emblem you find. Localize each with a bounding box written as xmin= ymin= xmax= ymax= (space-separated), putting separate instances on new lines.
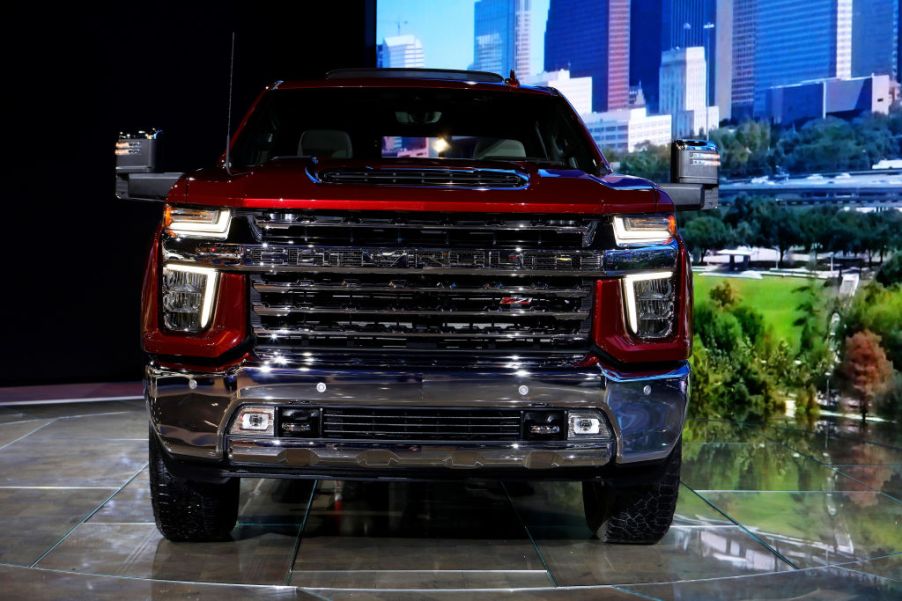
xmin=500 ymin=296 xmax=533 ymax=306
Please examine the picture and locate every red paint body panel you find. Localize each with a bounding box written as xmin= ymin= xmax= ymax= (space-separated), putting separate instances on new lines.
xmin=141 ymin=232 xmax=248 ymax=359
xmin=174 ymin=161 xmax=670 ymax=215
xmin=592 ymin=244 xmax=693 ymax=364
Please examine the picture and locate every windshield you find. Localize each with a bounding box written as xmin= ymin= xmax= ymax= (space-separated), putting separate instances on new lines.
xmin=230 ymin=87 xmax=602 ymax=173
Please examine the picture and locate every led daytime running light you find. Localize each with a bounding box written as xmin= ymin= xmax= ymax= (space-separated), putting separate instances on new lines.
xmin=162 ymin=264 xmax=218 ymax=329
xmin=622 ymin=271 xmax=673 ymax=335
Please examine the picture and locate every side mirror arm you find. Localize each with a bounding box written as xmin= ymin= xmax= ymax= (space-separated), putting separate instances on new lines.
xmin=115 ymin=130 xmax=184 ymax=202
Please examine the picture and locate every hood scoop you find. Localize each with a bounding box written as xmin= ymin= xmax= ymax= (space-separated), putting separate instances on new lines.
xmin=312 ymin=165 xmax=529 ymax=190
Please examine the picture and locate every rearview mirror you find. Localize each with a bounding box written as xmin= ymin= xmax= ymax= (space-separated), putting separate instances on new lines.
xmin=115 ymin=130 xmax=183 ymax=202
xmin=658 ymin=139 xmax=720 ymax=211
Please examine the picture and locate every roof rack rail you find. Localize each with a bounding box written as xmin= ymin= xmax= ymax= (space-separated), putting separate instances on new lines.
xmin=325 ymin=68 xmax=504 ymax=83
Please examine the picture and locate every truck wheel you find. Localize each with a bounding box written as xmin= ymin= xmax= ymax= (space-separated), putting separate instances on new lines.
xmin=583 ymin=440 xmax=681 ymax=544
xmin=149 ymin=427 xmax=239 ymax=542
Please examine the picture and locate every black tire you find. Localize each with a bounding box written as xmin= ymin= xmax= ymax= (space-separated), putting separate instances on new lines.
xmin=149 ymin=426 xmax=239 ymax=542
xmin=582 ymin=440 xmax=681 ymax=544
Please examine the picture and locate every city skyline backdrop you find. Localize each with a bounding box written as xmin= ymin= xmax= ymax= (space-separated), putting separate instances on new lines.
xmin=376 ymin=1 xmax=901 ymax=154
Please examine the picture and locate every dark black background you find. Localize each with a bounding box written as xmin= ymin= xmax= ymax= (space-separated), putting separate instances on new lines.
xmin=2 ymin=2 xmax=376 ymax=386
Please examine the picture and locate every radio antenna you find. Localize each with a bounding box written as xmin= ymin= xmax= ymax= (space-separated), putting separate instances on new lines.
xmin=224 ymin=31 xmax=236 ymax=176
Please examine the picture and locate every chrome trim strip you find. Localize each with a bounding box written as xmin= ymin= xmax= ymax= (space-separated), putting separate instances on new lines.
xmin=252 ymin=218 xmax=588 ymax=234
xmin=161 ymin=238 xmax=679 ymax=275
xmin=227 ymin=438 xmax=613 ymax=470
xmin=253 ymin=328 xmax=587 ymax=341
xmin=251 ymin=305 xmax=590 ymax=319
xmin=252 ymin=282 xmax=591 ymax=297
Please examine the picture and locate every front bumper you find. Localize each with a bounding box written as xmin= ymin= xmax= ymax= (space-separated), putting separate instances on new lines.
xmin=146 ymin=361 xmax=689 ymax=474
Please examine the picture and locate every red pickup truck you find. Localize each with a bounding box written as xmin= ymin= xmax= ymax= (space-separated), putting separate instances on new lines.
xmin=118 ymin=68 xmax=719 ymax=544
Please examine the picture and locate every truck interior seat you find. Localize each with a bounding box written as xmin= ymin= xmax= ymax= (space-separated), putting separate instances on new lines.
xmin=298 ymin=129 xmax=353 ymax=158
xmin=474 ymin=138 xmax=526 ymax=160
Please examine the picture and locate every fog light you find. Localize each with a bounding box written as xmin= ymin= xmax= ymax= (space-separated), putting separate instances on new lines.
xmin=230 ymin=406 xmax=274 ymax=436
xmin=242 ymin=413 xmax=270 ymax=431
xmin=567 ymin=410 xmax=611 ymax=439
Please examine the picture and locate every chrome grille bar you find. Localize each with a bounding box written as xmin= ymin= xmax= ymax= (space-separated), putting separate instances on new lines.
xmin=249 ymin=212 xmax=598 ymax=248
xmin=320 ymin=408 xmax=524 ymax=441
xmin=314 ymin=167 xmax=529 ymax=190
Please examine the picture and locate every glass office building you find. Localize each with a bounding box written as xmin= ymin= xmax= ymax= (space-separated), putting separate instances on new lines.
xmin=545 ymin=0 xmax=630 ymax=111
xmin=473 ymin=0 xmax=532 ymax=77
xmin=754 ymin=0 xmax=852 ymax=114
xmin=852 ymin=0 xmax=898 ymax=80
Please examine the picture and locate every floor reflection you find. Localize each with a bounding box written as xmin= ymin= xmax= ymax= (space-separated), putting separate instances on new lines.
xmin=0 ymin=400 xmax=897 ymax=597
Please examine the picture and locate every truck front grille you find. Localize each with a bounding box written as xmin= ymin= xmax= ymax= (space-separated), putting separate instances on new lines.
xmin=321 ymin=408 xmax=522 ymax=441
xmin=249 ymin=212 xmax=599 ymax=362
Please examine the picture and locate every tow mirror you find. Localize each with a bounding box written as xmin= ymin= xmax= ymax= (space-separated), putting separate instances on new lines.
xmin=115 ymin=130 xmax=184 ymax=202
xmin=659 ymin=139 xmax=720 ymax=211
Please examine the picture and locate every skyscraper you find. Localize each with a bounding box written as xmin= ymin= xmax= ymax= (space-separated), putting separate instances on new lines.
xmin=715 ymin=0 xmax=733 ymax=120
xmin=661 ymin=0 xmax=717 ymax=48
xmin=515 ymin=0 xmax=532 ymax=75
xmin=659 ymin=47 xmax=719 ymax=136
xmin=544 ymin=0 xmax=630 ymax=112
xmin=852 ymin=0 xmax=899 ymax=79
xmin=661 ymin=0 xmax=717 ymax=104
xmin=837 ymin=0 xmax=852 ymax=79
xmin=377 ymin=35 xmax=425 ymax=68
xmin=630 ymin=0 xmax=663 ymax=112
xmin=754 ymin=0 xmax=853 ymax=114
xmin=473 ymin=0 xmax=532 ymax=77
xmin=731 ymin=0 xmax=756 ymax=119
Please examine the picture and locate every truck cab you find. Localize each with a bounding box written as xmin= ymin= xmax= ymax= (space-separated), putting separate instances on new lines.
xmin=126 ymin=68 xmax=719 ymax=544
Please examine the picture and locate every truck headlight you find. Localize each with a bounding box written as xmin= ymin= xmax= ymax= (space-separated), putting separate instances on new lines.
xmin=612 ymin=215 xmax=675 ymax=245
xmin=162 ymin=264 xmax=218 ymax=332
xmin=622 ymin=271 xmax=675 ymax=339
xmin=164 ymin=205 xmax=231 ymax=239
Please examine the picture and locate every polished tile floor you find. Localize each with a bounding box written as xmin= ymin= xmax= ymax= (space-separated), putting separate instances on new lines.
xmin=0 ymin=395 xmax=898 ymax=600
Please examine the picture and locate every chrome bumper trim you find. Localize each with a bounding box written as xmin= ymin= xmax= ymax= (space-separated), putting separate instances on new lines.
xmin=146 ymin=361 xmax=688 ymax=468
xmin=228 ymin=439 xmax=613 ymax=470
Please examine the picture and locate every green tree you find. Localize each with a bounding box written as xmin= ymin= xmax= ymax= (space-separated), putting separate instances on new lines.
xmin=778 ymin=118 xmax=870 ymax=173
xmin=681 ymin=216 xmax=731 ymax=263
xmin=709 ymin=281 xmax=740 ymax=309
xmin=876 ymin=253 xmax=902 ymax=287
xmin=798 ymin=206 xmax=837 ymax=263
xmin=695 ymin=303 xmax=744 ymax=353
xmin=843 ymin=282 xmax=902 ymax=367
xmin=710 ymin=121 xmax=774 ymax=177
xmin=827 ymin=210 xmax=868 ymax=257
xmin=616 ymin=142 xmax=670 ymax=182
xmin=731 ymin=305 xmax=766 ymax=347
xmin=757 ymin=205 xmax=802 ymax=267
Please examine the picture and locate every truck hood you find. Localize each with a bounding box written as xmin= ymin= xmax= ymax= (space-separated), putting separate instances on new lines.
xmin=169 ymin=159 xmax=667 ymax=215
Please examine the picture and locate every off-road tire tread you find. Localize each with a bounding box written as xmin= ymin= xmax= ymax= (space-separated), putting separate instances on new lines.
xmin=585 ymin=441 xmax=681 ymax=544
xmin=149 ymin=427 xmax=239 ymax=542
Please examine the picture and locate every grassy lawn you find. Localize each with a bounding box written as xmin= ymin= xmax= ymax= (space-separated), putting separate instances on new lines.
xmin=693 ymin=274 xmax=810 ymax=348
